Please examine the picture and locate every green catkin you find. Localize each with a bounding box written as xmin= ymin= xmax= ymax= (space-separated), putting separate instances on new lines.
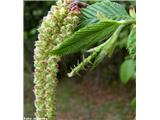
xmin=33 ymin=0 xmax=80 ymax=119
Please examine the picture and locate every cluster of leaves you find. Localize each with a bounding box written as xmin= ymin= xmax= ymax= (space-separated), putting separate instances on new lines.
xmin=52 ymin=0 xmax=136 ymax=111
xmin=52 ymin=0 xmax=136 ymax=79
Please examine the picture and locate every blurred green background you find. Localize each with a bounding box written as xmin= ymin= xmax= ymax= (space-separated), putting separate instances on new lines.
xmin=24 ymin=1 xmax=135 ymax=120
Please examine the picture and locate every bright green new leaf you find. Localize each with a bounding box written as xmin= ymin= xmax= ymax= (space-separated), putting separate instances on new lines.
xmin=79 ymin=0 xmax=131 ymax=28
xmin=127 ymin=25 xmax=136 ymax=59
xmin=51 ymin=20 xmax=121 ymax=56
xmin=120 ymin=59 xmax=135 ymax=84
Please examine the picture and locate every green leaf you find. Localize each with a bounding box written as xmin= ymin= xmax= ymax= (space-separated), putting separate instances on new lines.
xmin=120 ymin=59 xmax=135 ymax=84
xmin=51 ymin=20 xmax=121 ymax=56
xmin=92 ymin=24 xmax=126 ymax=68
xmin=79 ymin=0 xmax=131 ymax=28
xmin=67 ymin=24 xmax=126 ymax=77
xmin=127 ymin=25 xmax=136 ymax=59
xmin=96 ymin=12 xmax=108 ymax=21
xmin=131 ymin=97 xmax=136 ymax=111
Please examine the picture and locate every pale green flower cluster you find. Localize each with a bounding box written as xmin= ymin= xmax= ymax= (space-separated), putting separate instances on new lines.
xmin=33 ymin=0 xmax=79 ymax=119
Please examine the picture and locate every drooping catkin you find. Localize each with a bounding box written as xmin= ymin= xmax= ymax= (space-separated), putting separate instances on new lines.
xmin=33 ymin=0 xmax=79 ymax=119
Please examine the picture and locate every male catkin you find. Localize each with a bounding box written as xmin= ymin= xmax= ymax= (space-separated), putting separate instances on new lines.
xmin=33 ymin=0 xmax=79 ymax=119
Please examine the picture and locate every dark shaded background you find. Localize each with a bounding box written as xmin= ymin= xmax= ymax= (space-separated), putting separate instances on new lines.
xmin=24 ymin=1 xmax=135 ymax=119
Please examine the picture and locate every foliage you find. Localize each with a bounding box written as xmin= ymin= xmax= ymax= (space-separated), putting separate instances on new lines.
xmin=28 ymin=0 xmax=136 ymax=118
xmin=79 ymin=0 xmax=131 ymax=28
xmin=52 ymin=0 xmax=136 ymax=79
xmin=131 ymin=97 xmax=136 ymax=111
xmin=51 ymin=0 xmax=136 ymax=114
xmin=120 ymin=59 xmax=135 ymax=84
xmin=127 ymin=25 xmax=136 ymax=59
xmin=52 ymin=20 xmax=121 ymax=56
